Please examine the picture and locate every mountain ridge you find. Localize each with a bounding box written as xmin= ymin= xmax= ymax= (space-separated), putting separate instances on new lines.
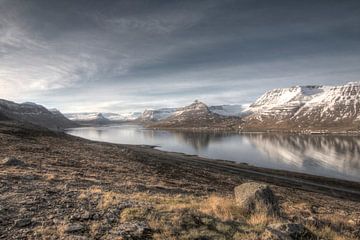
xmin=0 ymin=99 xmax=77 ymax=131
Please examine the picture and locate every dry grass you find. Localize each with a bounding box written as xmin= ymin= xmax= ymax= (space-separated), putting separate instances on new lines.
xmin=233 ymin=231 xmax=259 ymax=240
xmin=97 ymin=191 xmax=123 ymax=209
xmin=247 ymin=212 xmax=273 ymax=226
xmin=89 ymin=222 xmax=102 ymax=238
xmin=199 ymin=194 xmax=243 ymax=221
xmin=307 ymin=225 xmax=357 ymax=240
xmin=120 ymin=207 xmax=150 ymax=222
xmin=74 ymin=187 xmax=357 ymax=240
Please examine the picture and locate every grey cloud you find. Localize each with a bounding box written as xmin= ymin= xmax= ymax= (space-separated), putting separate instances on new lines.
xmin=0 ymin=0 xmax=359 ymax=112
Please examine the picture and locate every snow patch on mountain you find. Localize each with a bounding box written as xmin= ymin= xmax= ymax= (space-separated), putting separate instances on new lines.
xmin=245 ymin=82 xmax=360 ymax=124
xmin=65 ymin=112 xmax=141 ymax=122
xmin=209 ymin=104 xmax=245 ymax=116
xmin=140 ymin=108 xmax=177 ymax=121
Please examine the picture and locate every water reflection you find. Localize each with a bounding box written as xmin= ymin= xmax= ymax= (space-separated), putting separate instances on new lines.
xmin=66 ymin=125 xmax=360 ymax=182
xmin=245 ymin=133 xmax=360 ymax=181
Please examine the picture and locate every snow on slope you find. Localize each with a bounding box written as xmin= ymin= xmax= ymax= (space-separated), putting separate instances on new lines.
xmin=171 ymin=100 xmax=209 ymax=117
xmin=139 ymin=108 xmax=177 ymax=121
xmin=140 ymin=102 xmax=246 ymax=122
xmin=65 ymin=112 xmax=141 ymax=122
xmin=209 ymin=105 xmax=245 ymax=116
xmin=246 ymin=82 xmax=360 ymax=124
xmin=247 ymin=85 xmax=324 ymax=116
xmin=103 ymin=112 xmax=141 ymax=121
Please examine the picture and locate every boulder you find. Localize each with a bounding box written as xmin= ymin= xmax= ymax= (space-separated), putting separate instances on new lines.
xmin=1 ymin=157 xmax=25 ymax=166
xmin=262 ymin=223 xmax=317 ymax=240
xmin=234 ymin=182 xmax=278 ymax=215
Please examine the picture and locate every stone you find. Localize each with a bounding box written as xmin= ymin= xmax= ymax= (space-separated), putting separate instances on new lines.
xmin=114 ymin=221 xmax=152 ymax=238
xmin=80 ymin=211 xmax=91 ymax=220
xmin=2 ymin=157 xmax=25 ymax=166
xmin=262 ymin=223 xmax=317 ymax=240
xmin=63 ymin=223 xmax=84 ymax=234
xmin=14 ymin=218 xmax=32 ymax=228
xmin=234 ymin=182 xmax=278 ymax=215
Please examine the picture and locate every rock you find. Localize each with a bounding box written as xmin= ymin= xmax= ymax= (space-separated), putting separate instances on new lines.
xmin=80 ymin=211 xmax=91 ymax=220
xmin=2 ymin=157 xmax=25 ymax=166
xmin=63 ymin=223 xmax=84 ymax=234
xmin=65 ymin=236 xmax=88 ymax=240
xmin=303 ymin=216 xmax=323 ymax=228
xmin=113 ymin=221 xmax=152 ymax=238
xmin=14 ymin=218 xmax=32 ymax=228
xmin=234 ymin=182 xmax=278 ymax=215
xmin=353 ymin=229 xmax=360 ymax=239
xmin=262 ymin=223 xmax=317 ymax=240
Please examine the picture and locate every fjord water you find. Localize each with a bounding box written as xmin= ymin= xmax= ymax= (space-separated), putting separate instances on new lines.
xmin=66 ymin=124 xmax=360 ymax=182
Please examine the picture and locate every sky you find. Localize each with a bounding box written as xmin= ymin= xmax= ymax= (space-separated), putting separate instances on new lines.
xmin=0 ymin=0 xmax=360 ymax=113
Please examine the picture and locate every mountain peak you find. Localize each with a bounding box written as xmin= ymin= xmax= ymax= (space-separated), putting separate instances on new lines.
xmin=188 ymin=100 xmax=208 ymax=109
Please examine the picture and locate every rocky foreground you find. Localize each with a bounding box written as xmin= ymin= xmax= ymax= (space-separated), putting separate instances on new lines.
xmin=0 ymin=121 xmax=360 ymax=240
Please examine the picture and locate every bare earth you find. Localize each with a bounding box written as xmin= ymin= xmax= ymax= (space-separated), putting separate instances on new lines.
xmin=0 ymin=121 xmax=359 ymax=239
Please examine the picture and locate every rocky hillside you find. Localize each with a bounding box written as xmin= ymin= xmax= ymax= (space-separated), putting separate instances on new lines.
xmin=0 ymin=99 xmax=77 ymax=131
xmin=243 ymin=82 xmax=360 ymax=132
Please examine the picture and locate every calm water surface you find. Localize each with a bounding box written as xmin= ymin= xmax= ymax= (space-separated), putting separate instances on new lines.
xmin=66 ymin=124 xmax=360 ymax=182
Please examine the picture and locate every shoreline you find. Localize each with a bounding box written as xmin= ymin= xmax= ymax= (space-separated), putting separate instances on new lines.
xmin=65 ymin=132 xmax=360 ymax=200
xmin=66 ymin=124 xmax=360 ymax=185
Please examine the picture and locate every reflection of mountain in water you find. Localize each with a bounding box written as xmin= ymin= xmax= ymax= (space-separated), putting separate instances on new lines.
xmin=246 ymin=133 xmax=360 ymax=180
xmin=141 ymin=129 xmax=232 ymax=151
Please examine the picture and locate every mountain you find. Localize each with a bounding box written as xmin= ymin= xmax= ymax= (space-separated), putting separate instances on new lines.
xmin=103 ymin=112 xmax=141 ymax=121
xmin=65 ymin=111 xmax=142 ymax=124
xmin=209 ymin=104 xmax=245 ymax=116
xmin=138 ymin=108 xmax=177 ymax=122
xmin=243 ymin=82 xmax=360 ymax=132
xmin=145 ymin=82 xmax=360 ymax=132
xmin=0 ymin=99 xmax=77 ymax=131
xmin=148 ymin=100 xmax=242 ymax=130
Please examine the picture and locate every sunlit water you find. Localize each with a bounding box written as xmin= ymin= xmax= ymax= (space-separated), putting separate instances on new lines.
xmin=66 ymin=124 xmax=360 ymax=182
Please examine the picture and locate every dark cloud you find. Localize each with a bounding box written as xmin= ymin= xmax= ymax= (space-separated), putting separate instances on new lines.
xmin=0 ymin=0 xmax=359 ymax=112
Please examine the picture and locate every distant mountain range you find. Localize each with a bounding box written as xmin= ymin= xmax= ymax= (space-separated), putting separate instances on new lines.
xmin=144 ymin=100 xmax=244 ymax=130
xmin=1 ymin=82 xmax=359 ymax=133
xmin=143 ymin=82 xmax=360 ymax=132
xmin=64 ymin=112 xmax=141 ymax=124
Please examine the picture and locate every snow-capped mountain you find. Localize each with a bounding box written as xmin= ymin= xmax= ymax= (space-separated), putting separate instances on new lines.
xmin=169 ymin=100 xmax=212 ymax=121
xmin=65 ymin=112 xmax=142 ymax=123
xmin=103 ymin=112 xmax=141 ymax=121
xmin=0 ymin=100 xmax=77 ymax=131
xmin=244 ymin=82 xmax=360 ymax=131
xmin=138 ymin=108 xmax=177 ymax=122
xmin=209 ymin=104 xmax=245 ymax=117
xmin=148 ymin=100 xmax=242 ymax=129
xmin=139 ymin=102 xmax=247 ymax=122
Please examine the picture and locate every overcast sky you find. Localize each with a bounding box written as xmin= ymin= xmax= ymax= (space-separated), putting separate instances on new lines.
xmin=0 ymin=0 xmax=359 ymax=113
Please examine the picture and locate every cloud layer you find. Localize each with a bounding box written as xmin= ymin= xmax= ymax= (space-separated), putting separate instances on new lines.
xmin=0 ymin=0 xmax=359 ymax=112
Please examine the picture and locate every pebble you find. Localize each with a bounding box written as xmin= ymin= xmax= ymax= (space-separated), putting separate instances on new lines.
xmin=63 ymin=223 xmax=84 ymax=233
xmin=14 ymin=218 xmax=32 ymax=228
